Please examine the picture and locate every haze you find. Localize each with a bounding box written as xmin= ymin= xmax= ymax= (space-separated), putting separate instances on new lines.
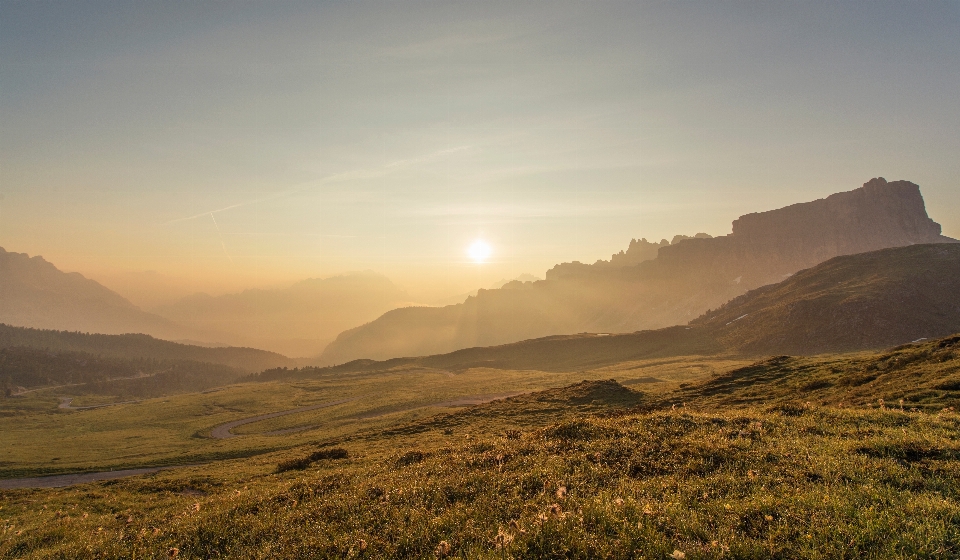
xmin=2 ymin=1 xmax=959 ymax=303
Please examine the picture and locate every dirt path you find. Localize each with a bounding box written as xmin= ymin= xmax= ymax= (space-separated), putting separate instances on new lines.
xmin=58 ymin=397 xmax=140 ymax=410
xmin=0 ymin=466 xmax=189 ymax=490
xmin=209 ymin=398 xmax=356 ymax=439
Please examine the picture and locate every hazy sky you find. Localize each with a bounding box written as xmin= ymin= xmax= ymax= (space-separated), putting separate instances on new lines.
xmin=2 ymin=1 xmax=959 ymax=301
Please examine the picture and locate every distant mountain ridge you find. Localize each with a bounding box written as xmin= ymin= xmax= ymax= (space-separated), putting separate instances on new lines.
xmin=0 ymin=323 xmax=295 ymax=373
xmin=319 ymin=178 xmax=955 ymax=364
xmin=153 ymin=271 xmax=409 ymax=357
xmin=0 ymin=247 xmax=195 ymax=341
xmin=287 ymin=243 xmax=960 ymax=377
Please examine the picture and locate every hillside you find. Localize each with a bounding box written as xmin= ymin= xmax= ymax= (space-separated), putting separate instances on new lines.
xmin=286 ymin=243 xmax=960 ymax=378
xmin=0 ymin=324 xmax=296 ymax=373
xmin=320 ymin=178 xmax=955 ymax=364
xmin=0 ymin=346 xmax=242 ymax=398
xmin=693 ymin=243 xmax=960 ymax=355
xmin=255 ymin=326 xmax=719 ymax=381
xmin=153 ymin=272 xmax=409 ymax=357
xmin=668 ymin=333 xmax=960 ymax=411
xmin=4 ymin=336 xmax=960 ymax=558
xmin=0 ymin=248 xmax=200 ymax=342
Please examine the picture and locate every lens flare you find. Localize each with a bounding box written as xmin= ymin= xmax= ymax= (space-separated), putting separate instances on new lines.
xmin=468 ymin=240 xmax=492 ymax=263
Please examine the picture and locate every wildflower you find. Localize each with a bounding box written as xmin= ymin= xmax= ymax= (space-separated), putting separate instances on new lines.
xmin=764 ymin=515 xmax=773 ymax=521
xmin=556 ymin=486 xmax=567 ymax=499
xmin=670 ymin=550 xmax=686 ymax=559
xmin=614 ymin=498 xmax=624 ymax=506
xmin=168 ymin=548 xmax=179 ymax=558
xmin=435 ymin=540 xmax=451 ymax=557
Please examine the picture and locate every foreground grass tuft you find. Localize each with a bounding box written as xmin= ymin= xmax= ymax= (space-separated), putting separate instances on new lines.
xmin=2 ymin=404 xmax=959 ymax=559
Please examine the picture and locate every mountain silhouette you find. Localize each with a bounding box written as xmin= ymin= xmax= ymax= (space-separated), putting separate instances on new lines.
xmin=0 ymin=247 xmax=201 ymax=341
xmin=153 ymin=272 xmax=409 ymax=357
xmin=319 ymin=178 xmax=955 ymax=364
xmin=279 ymin=243 xmax=960 ymax=377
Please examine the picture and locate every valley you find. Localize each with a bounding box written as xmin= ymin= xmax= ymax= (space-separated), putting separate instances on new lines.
xmin=0 ymin=336 xmax=958 ymax=558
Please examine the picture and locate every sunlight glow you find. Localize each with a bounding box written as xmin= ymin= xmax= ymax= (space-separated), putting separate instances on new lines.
xmin=467 ymin=239 xmax=492 ymax=263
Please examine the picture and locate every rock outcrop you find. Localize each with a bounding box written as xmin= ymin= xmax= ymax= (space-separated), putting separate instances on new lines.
xmin=318 ymin=178 xmax=955 ymax=364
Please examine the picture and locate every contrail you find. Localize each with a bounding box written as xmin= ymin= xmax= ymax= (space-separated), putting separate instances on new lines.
xmin=164 ymin=145 xmax=473 ymax=225
xmin=210 ymin=213 xmax=233 ymax=263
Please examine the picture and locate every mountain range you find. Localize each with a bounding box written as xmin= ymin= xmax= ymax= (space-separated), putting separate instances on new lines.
xmin=318 ymin=178 xmax=956 ymax=364
xmin=0 ymin=247 xmax=410 ymax=358
xmin=152 ymin=272 xmax=409 ymax=357
xmin=263 ymin=242 xmax=960 ymax=378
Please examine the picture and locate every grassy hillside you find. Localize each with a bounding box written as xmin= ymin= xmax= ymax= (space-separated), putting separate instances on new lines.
xmin=0 ymin=324 xmax=296 ymax=373
xmin=263 ymin=326 xmax=720 ymax=381
xmin=2 ymin=336 xmax=959 ymax=558
xmin=693 ymin=243 xmax=960 ymax=355
xmin=0 ymin=346 xmax=242 ymax=398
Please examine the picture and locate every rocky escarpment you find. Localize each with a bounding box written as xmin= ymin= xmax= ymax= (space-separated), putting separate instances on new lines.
xmin=319 ymin=178 xmax=955 ymax=364
xmin=652 ymin=177 xmax=951 ymax=291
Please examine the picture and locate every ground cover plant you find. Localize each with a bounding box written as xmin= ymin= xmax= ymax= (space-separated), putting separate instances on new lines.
xmin=0 ymin=355 xmax=735 ymax=478
xmin=1 ymin=337 xmax=958 ymax=558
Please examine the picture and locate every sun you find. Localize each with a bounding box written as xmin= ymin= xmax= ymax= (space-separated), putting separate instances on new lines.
xmin=467 ymin=239 xmax=492 ymax=263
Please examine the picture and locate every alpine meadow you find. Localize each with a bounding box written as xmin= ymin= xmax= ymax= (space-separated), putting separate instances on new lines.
xmin=2 ymin=2 xmax=960 ymax=559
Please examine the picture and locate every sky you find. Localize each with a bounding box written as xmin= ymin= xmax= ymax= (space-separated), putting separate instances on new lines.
xmin=2 ymin=1 xmax=959 ymax=303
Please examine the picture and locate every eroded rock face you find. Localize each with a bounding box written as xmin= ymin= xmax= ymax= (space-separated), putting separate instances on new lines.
xmin=320 ymin=179 xmax=955 ymax=364
xmin=654 ymin=177 xmax=949 ymax=290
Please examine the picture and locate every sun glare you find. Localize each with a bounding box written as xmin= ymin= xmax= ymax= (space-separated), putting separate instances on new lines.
xmin=467 ymin=239 xmax=492 ymax=263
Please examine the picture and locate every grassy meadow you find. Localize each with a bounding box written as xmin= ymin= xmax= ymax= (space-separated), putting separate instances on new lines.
xmin=0 ymin=355 xmax=746 ymax=478
xmin=1 ymin=337 xmax=959 ymax=558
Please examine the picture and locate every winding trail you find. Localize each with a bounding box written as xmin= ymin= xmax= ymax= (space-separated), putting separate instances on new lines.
xmin=209 ymin=398 xmax=356 ymax=439
xmin=0 ymin=466 xmax=188 ymax=490
xmin=58 ymin=397 xmax=140 ymax=410
xmin=1 ymin=391 xmax=528 ymax=489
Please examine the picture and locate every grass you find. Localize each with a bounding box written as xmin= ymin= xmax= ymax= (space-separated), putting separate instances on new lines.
xmin=1 ymin=337 xmax=958 ymax=558
xmin=1 ymin=393 xmax=958 ymax=558
xmin=0 ymin=355 xmax=740 ymax=478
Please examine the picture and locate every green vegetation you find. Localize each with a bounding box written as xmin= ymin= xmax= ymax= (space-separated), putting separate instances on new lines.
xmin=0 ymin=355 xmax=737 ymax=478
xmin=694 ymin=243 xmax=960 ymax=355
xmin=0 ymin=324 xmax=295 ymax=373
xmin=1 ymin=337 xmax=958 ymax=558
xmin=0 ymin=346 xmax=242 ymax=398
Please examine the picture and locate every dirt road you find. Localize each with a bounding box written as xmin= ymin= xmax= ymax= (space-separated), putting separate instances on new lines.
xmin=209 ymin=398 xmax=356 ymax=439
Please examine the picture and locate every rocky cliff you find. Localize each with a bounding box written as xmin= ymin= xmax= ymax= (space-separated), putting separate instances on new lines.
xmin=319 ymin=178 xmax=955 ymax=364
